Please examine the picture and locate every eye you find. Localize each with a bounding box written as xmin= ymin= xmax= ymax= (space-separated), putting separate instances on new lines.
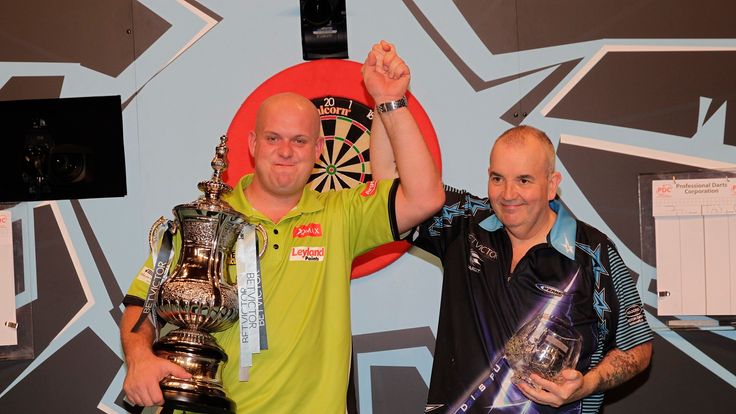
xmin=294 ymin=136 xmax=309 ymax=145
xmin=490 ymin=175 xmax=502 ymax=184
xmin=265 ymin=134 xmax=278 ymax=143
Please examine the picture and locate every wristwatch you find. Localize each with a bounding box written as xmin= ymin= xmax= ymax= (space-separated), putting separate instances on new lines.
xmin=376 ymin=96 xmax=407 ymax=113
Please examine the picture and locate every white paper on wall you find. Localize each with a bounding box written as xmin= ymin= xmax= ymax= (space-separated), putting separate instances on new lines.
xmin=0 ymin=210 xmax=18 ymax=346
xmin=652 ymin=178 xmax=736 ymax=315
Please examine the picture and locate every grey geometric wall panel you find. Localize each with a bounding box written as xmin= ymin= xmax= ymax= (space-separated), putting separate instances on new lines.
xmin=370 ymin=366 xmax=428 ymax=414
xmin=603 ymin=335 xmax=736 ymax=413
xmin=0 ymin=76 xmax=64 ymax=101
xmin=0 ymin=328 xmax=121 ymax=413
xmin=456 ymin=0 xmax=736 ymax=54
xmin=548 ymin=51 xmax=736 ymax=145
xmin=0 ymin=0 xmax=169 ymax=77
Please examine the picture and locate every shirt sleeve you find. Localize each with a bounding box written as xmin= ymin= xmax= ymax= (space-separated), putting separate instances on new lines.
xmin=122 ymin=256 xmax=155 ymax=306
xmin=607 ymin=242 xmax=654 ymax=351
xmin=344 ymin=178 xmax=401 ymax=257
xmin=407 ymin=185 xmax=491 ymax=258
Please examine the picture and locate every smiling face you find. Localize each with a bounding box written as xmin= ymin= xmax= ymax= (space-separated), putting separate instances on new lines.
xmin=487 ymin=126 xmax=561 ymax=240
xmin=248 ymin=93 xmax=323 ymax=199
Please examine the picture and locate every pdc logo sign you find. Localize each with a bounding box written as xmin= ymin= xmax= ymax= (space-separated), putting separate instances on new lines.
xmin=656 ymin=183 xmax=673 ymax=197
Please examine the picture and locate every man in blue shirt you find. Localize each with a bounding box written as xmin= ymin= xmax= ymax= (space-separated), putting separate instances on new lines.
xmin=372 ymin=124 xmax=653 ymax=413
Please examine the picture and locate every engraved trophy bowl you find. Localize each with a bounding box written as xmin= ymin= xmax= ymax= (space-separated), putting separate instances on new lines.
xmin=148 ymin=135 xmax=264 ymax=414
xmin=504 ymin=313 xmax=582 ymax=387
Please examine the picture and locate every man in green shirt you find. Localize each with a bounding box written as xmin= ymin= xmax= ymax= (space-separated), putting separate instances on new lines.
xmin=120 ymin=40 xmax=444 ymax=413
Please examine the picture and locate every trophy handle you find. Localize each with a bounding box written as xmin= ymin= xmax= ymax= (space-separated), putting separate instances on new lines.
xmin=255 ymin=224 xmax=268 ymax=259
xmin=148 ymin=216 xmax=177 ymax=254
xmin=148 ymin=216 xmax=167 ymax=253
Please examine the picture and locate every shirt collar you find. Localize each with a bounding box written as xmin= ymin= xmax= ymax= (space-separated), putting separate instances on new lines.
xmin=225 ymin=173 xmax=325 ymax=223
xmin=479 ymin=199 xmax=577 ymax=260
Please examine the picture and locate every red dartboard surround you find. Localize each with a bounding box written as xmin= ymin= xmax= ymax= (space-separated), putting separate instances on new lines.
xmin=225 ymin=59 xmax=441 ymax=279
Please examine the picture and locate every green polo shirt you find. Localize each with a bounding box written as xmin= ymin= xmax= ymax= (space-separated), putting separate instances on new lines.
xmin=125 ymin=174 xmax=399 ymax=413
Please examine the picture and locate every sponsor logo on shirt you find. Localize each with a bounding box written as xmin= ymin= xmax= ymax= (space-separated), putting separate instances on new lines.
xmin=535 ymin=283 xmax=565 ymax=297
xmin=293 ymin=223 xmax=322 ymax=238
xmin=361 ymin=181 xmax=378 ymax=197
xmin=467 ymin=233 xmax=498 ymax=273
xmin=468 ymin=233 xmax=498 ymax=260
xmin=136 ymin=267 xmax=154 ymax=284
xmin=468 ymin=250 xmax=482 ymax=273
xmin=289 ymin=246 xmax=325 ymax=261
xmin=624 ymin=304 xmax=646 ymax=326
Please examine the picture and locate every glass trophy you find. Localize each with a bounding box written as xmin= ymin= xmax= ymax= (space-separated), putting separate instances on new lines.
xmin=505 ymin=313 xmax=582 ymax=387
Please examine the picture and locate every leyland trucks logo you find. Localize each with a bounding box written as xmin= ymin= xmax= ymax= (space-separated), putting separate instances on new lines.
xmin=289 ymin=246 xmax=326 ymax=261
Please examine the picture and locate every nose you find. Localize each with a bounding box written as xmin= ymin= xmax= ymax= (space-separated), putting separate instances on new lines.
xmin=276 ymin=140 xmax=293 ymax=158
xmin=501 ymin=181 xmax=517 ymax=200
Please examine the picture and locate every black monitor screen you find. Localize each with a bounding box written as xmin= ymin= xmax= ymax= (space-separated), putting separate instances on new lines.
xmin=0 ymin=95 xmax=126 ymax=202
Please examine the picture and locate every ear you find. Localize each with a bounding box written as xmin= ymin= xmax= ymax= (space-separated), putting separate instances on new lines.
xmin=315 ymin=136 xmax=325 ymax=158
xmin=548 ymin=171 xmax=562 ymax=200
xmin=248 ymin=131 xmax=257 ymax=158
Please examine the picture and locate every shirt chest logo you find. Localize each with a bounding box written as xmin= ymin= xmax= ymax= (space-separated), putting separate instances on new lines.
xmin=290 ymin=246 xmax=325 ymax=261
xmin=361 ymin=181 xmax=377 ymax=197
xmin=293 ymin=223 xmax=322 ymax=238
xmin=468 ymin=233 xmax=498 ymax=260
xmin=535 ymin=283 xmax=565 ymax=297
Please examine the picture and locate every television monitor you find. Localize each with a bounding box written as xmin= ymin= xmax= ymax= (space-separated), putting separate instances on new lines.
xmin=0 ymin=95 xmax=126 ymax=202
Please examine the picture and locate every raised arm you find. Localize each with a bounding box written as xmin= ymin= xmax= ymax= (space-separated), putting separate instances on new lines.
xmin=120 ymin=305 xmax=191 ymax=407
xmin=362 ymin=40 xmax=444 ymax=233
xmin=368 ymin=102 xmax=397 ymax=181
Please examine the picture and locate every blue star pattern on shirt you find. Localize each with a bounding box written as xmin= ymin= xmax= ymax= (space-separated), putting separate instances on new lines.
xmin=428 ymin=201 xmax=465 ymax=235
xmin=575 ymin=242 xmax=609 ymax=289
xmin=428 ymin=194 xmax=490 ymax=236
xmin=464 ymin=194 xmax=490 ymax=216
xmin=593 ymin=288 xmax=611 ymax=321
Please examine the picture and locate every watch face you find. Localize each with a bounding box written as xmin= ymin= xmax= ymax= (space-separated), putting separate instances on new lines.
xmin=309 ymin=96 xmax=373 ymax=191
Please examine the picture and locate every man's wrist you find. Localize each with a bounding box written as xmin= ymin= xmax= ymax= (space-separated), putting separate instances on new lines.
xmin=376 ymin=96 xmax=407 ymax=114
xmin=583 ymin=369 xmax=603 ymax=395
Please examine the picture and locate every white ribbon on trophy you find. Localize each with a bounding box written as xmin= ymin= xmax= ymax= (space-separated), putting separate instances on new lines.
xmin=235 ymin=224 xmax=267 ymax=381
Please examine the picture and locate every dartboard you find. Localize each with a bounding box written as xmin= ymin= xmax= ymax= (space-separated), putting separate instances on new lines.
xmin=309 ymin=96 xmax=373 ymax=191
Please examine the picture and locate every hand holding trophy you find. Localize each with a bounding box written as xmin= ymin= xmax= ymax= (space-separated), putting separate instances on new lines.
xmin=504 ymin=313 xmax=582 ymax=388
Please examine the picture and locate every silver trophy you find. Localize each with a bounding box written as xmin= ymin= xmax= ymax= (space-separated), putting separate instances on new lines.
xmin=504 ymin=313 xmax=582 ymax=387
xmin=144 ymin=136 xmax=265 ymax=413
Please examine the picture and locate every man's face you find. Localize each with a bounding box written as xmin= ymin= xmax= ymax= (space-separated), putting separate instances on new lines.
xmin=249 ymin=101 xmax=323 ymax=198
xmin=487 ymin=138 xmax=560 ymax=238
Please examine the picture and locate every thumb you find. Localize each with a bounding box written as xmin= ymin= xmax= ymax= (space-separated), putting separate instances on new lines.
xmin=561 ymin=369 xmax=581 ymax=381
xmin=364 ymin=49 xmax=377 ymax=68
xmin=380 ymin=40 xmax=393 ymax=52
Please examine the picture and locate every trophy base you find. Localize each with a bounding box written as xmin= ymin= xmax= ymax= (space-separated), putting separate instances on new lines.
xmin=161 ymin=386 xmax=235 ymax=414
xmin=153 ymin=330 xmax=234 ymax=414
